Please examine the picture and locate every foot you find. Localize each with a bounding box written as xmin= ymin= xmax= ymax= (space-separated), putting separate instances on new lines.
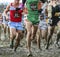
xmin=10 ymin=44 xmax=13 ymax=49
xmin=46 ymin=45 xmax=49 ymax=50
xmin=27 ymin=51 xmax=32 ymax=57
xmin=58 ymin=46 xmax=60 ymax=49
xmin=55 ymin=42 xmax=60 ymax=48
xmin=19 ymin=44 xmax=23 ymax=47
xmin=14 ymin=47 xmax=17 ymax=52
xmin=14 ymin=45 xmax=18 ymax=52
xmin=36 ymin=48 xmax=42 ymax=52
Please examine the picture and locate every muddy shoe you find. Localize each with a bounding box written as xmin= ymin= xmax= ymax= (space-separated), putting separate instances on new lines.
xmin=55 ymin=42 xmax=59 ymax=47
xmin=14 ymin=46 xmax=18 ymax=52
xmin=10 ymin=45 xmax=13 ymax=49
xmin=10 ymin=44 xmax=13 ymax=49
xmin=10 ymin=40 xmax=14 ymax=49
xmin=55 ymin=43 xmax=60 ymax=49
xmin=36 ymin=48 xmax=42 ymax=53
xmin=46 ymin=45 xmax=49 ymax=50
xmin=14 ymin=48 xmax=16 ymax=52
xmin=19 ymin=44 xmax=23 ymax=47
xmin=58 ymin=46 xmax=60 ymax=49
xmin=27 ymin=52 xmax=32 ymax=57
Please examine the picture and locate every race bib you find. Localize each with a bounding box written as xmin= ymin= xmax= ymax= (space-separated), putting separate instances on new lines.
xmin=14 ymin=12 xmax=20 ymax=18
xmin=30 ymin=2 xmax=37 ymax=11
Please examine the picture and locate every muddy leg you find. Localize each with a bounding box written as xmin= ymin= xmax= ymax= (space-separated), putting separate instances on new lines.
xmin=46 ymin=26 xmax=55 ymax=49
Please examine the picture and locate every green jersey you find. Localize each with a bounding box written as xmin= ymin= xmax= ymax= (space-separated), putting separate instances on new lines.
xmin=26 ymin=0 xmax=39 ymax=24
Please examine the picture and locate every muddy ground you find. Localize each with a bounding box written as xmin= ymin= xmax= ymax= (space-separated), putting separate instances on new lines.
xmin=0 ymin=29 xmax=60 ymax=57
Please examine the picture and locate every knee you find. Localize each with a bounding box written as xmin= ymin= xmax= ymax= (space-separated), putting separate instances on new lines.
xmin=32 ymin=31 xmax=36 ymax=36
xmin=49 ymin=31 xmax=53 ymax=36
xmin=16 ymin=37 xmax=20 ymax=41
xmin=37 ymin=37 xmax=40 ymax=40
xmin=10 ymin=34 xmax=15 ymax=39
xmin=26 ymin=31 xmax=31 ymax=38
xmin=18 ymin=31 xmax=23 ymax=36
xmin=4 ymin=25 xmax=7 ymax=29
xmin=42 ymin=33 xmax=47 ymax=39
xmin=10 ymin=32 xmax=16 ymax=39
xmin=27 ymin=30 xmax=31 ymax=35
xmin=36 ymin=32 xmax=40 ymax=39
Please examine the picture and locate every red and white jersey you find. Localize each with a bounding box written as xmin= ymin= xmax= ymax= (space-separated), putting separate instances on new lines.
xmin=10 ymin=3 xmax=23 ymax=22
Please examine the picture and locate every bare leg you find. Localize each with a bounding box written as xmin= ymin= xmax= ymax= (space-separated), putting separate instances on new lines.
xmin=36 ymin=28 xmax=41 ymax=49
xmin=42 ymin=29 xmax=48 ymax=43
xmin=56 ymin=32 xmax=60 ymax=46
xmin=31 ymin=25 xmax=38 ymax=41
xmin=8 ymin=27 xmax=10 ymax=38
xmin=25 ymin=21 xmax=32 ymax=56
xmin=14 ymin=31 xmax=23 ymax=51
xmin=3 ymin=24 xmax=7 ymax=38
xmin=46 ymin=26 xmax=55 ymax=49
xmin=10 ymin=28 xmax=16 ymax=49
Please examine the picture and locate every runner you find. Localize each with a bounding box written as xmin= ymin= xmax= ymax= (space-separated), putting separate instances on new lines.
xmin=56 ymin=21 xmax=60 ymax=48
xmin=55 ymin=0 xmax=60 ymax=48
xmin=2 ymin=12 xmax=10 ymax=39
xmin=0 ymin=13 xmax=3 ymax=40
xmin=4 ymin=0 xmax=24 ymax=51
xmin=24 ymin=0 xmax=42 ymax=56
xmin=36 ymin=1 xmax=48 ymax=50
xmin=37 ymin=13 xmax=48 ymax=49
xmin=46 ymin=0 xmax=60 ymax=49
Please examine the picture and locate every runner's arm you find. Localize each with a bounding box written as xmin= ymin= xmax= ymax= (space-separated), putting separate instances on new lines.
xmin=38 ymin=1 xmax=43 ymax=13
xmin=4 ymin=5 xmax=10 ymax=20
xmin=23 ymin=3 xmax=28 ymax=14
xmin=22 ymin=0 xmax=26 ymax=5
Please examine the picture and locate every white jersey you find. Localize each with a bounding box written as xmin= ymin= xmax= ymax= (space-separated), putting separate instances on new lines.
xmin=39 ymin=19 xmax=48 ymax=30
xmin=41 ymin=2 xmax=48 ymax=13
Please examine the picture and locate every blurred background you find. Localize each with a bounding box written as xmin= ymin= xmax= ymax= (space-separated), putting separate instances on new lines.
xmin=0 ymin=0 xmax=22 ymax=13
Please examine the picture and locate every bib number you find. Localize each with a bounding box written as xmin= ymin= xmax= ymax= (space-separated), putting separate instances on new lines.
xmin=14 ymin=12 xmax=20 ymax=18
xmin=30 ymin=2 xmax=37 ymax=11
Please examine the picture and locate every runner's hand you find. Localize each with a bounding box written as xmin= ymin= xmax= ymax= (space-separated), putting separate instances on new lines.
xmin=6 ymin=16 xmax=9 ymax=21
